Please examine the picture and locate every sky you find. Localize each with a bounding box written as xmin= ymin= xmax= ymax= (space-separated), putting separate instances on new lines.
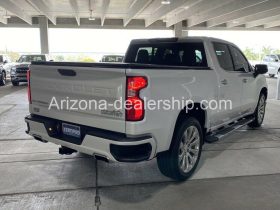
xmin=0 ymin=28 xmax=280 ymax=55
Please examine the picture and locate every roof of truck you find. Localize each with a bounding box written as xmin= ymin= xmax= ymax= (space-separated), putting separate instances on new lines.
xmin=130 ymin=36 xmax=237 ymax=46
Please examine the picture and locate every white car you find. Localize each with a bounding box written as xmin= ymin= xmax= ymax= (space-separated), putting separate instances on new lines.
xmin=25 ymin=37 xmax=268 ymax=181
xmin=0 ymin=54 xmax=13 ymax=86
xmin=262 ymin=54 xmax=280 ymax=77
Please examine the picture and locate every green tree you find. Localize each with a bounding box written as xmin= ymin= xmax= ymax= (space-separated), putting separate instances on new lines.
xmin=53 ymin=55 xmax=64 ymax=61
xmin=79 ymin=57 xmax=95 ymax=62
xmin=243 ymin=48 xmax=259 ymax=61
xmin=260 ymin=46 xmax=274 ymax=59
xmin=0 ymin=51 xmax=20 ymax=62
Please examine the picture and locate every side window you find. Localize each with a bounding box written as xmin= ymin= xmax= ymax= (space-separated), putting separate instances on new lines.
xmin=213 ymin=42 xmax=234 ymax=71
xmin=0 ymin=55 xmax=3 ymax=63
xmin=229 ymin=46 xmax=250 ymax=72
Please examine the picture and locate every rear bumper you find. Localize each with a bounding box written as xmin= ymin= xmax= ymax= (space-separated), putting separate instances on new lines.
xmin=25 ymin=114 xmax=156 ymax=162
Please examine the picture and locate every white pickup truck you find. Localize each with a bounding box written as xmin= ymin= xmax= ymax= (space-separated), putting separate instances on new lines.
xmin=262 ymin=54 xmax=280 ymax=77
xmin=25 ymin=37 xmax=268 ymax=181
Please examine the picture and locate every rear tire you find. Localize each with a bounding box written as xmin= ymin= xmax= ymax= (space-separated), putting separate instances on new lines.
xmin=0 ymin=71 xmax=6 ymax=86
xmin=157 ymin=117 xmax=203 ymax=181
xmin=12 ymin=81 xmax=19 ymax=86
xmin=248 ymin=93 xmax=266 ymax=128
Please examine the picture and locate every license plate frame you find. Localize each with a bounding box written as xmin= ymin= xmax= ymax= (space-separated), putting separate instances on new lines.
xmin=62 ymin=123 xmax=81 ymax=139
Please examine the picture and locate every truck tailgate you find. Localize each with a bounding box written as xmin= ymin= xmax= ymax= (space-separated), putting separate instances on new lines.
xmin=29 ymin=63 xmax=126 ymax=133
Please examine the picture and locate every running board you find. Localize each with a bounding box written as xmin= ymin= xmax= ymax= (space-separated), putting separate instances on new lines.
xmin=205 ymin=117 xmax=255 ymax=143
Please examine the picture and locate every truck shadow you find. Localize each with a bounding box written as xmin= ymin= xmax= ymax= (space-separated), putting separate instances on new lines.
xmin=67 ymin=120 xmax=277 ymax=204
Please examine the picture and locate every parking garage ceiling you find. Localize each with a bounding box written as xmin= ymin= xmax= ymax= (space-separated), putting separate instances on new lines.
xmin=0 ymin=0 xmax=280 ymax=30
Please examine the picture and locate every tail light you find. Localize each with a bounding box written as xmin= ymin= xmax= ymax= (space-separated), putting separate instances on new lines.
xmin=126 ymin=76 xmax=147 ymax=121
xmin=27 ymin=69 xmax=31 ymax=104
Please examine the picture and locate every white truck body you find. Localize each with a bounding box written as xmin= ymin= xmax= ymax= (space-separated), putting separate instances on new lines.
xmin=25 ymin=37 xmax=268 ymax=180
xmin=262 ymin=54 xmax=280 ymax=77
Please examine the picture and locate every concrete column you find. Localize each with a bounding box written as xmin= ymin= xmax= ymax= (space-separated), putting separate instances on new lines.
xmin=38 ymin=16 xmax=49 ymax=54
xmin=173 ymin=22 xmax=183 ymax=37
xmin=182 ymin=30 xmax=188 ymax=37
xmin=277 ymin=76 xmax=280 ymax=100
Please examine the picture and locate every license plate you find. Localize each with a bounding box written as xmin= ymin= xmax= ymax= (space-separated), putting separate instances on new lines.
xmin=62 ymin=123 xmax=81 ymax=139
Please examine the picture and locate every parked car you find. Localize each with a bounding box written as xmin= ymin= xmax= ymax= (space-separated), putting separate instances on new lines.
xmin=100 ymin=55 xmax=124 ymax=62
xmin=25 ymin=37 xmax=268 ymax=181
xmin=10 ymin=54 xmax=52 ymax=86
xmin=0 ymin=54 xmax=12 ymax=86
xmin=262 ymin=54 xmax=280 ymax=77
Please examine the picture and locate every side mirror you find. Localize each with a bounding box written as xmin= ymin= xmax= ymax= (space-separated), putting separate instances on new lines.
xmin=275 ymin=59 xmax=279 ymax=62
xmin=254 ymin=64 xmax=268 ymax=76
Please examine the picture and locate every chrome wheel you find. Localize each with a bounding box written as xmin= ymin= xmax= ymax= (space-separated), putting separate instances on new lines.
xmin=257 ymin=95 xmax=265 ymax=124
xmin=178 ymin=126 xmax=200 ymax=173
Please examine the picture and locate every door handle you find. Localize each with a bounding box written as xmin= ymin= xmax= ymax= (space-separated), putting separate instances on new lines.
xmin=221 ymin=79 xmax=228 ymax=85
xmin=242 ymin=78 xmax=248 ymax=83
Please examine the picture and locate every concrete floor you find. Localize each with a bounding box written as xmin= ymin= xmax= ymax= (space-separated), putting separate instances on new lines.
xmin=0 ymin=77 xmax=280 ymax=210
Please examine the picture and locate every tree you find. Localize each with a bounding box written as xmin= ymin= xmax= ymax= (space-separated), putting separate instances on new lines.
xmin=0 ymin=51 xmax=20 ymax=62
xmin=53 ymin=55 xmax=64 ymax=61
xmin=260 ymin=46 xmax=274 ymax=59
xmin=243 ymin=48 xmax=259 ymax=61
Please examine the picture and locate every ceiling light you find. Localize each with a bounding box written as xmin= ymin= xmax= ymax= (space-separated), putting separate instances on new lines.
xmin=233 ymin=20 xmax=239 ymax=24
xmin=184 ymin=6 xmax=189 ymax=10
xmin=161 ymin=0 xmax=171 ymax=5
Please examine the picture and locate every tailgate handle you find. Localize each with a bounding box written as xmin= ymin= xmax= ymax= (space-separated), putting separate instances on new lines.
xmin=57 ymin=69 xmax=76 ymax=76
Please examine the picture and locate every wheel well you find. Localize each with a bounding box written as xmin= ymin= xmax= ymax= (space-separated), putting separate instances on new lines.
xmin=260 ymin=87 xmax=268 ymax=99
xmin=170 ymin=103 xmax=206 ymax=149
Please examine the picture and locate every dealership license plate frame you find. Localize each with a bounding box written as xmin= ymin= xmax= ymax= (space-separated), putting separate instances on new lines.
xmin=62 ymin=123 xmax=81 ymax=139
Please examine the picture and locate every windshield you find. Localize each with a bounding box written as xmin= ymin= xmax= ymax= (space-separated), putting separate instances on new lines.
xmin=18 ymin=55 xmax=46 ymax=63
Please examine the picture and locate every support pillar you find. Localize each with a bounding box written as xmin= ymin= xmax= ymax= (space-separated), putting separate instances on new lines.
xmin=182 ymin=30 xmax=188 ymax=37
xmin=173 ymin=22 xmax=183 ymax=37
xmin=38 ymin=16 xmax=49 ymax=54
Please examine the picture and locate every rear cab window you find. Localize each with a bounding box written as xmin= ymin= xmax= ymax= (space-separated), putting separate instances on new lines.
xmin=125 ymin=41 xmax=208 ymax=67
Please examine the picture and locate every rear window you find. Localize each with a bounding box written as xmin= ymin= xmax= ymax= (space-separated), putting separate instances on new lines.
xmin=125 ymin=42 xmax=208 ymax=67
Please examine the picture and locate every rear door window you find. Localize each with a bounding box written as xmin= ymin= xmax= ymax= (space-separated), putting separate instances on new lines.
xmin=126 ymin=42 xmax=208 ymax=67
xmin=213 ymin=42 xmax=234 ymax=71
